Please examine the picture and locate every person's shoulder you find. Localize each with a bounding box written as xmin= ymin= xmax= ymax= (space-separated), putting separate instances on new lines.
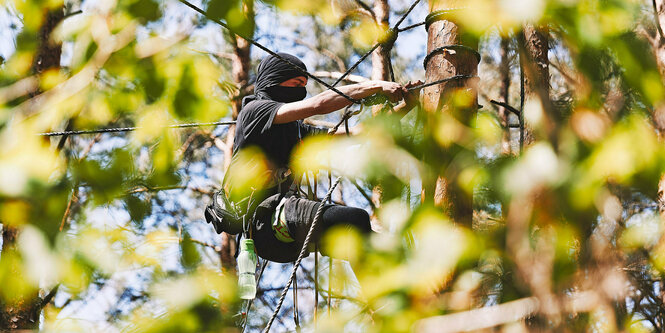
xmin=243 ymin=99 xmax=282 ymax=110
xmin=239 ymin=100 xmax=284 ymax=122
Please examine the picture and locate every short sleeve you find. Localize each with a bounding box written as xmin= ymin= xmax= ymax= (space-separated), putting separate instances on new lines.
xmin=238 ymin=100 xmax=284 ymax=138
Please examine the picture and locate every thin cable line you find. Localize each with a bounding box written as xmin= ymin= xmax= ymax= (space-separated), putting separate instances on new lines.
xmin=393 ymin=0 xmax=422 ymax=29
xmin=397 ymin=21 xmax=425 ymax=32
xmin=331 ymin=0 xmax=421 ymax=86
xmin=38 ymin=121 xmax=237 ymax=137
xmin=178 ymin=0 xmax=360 ymax=104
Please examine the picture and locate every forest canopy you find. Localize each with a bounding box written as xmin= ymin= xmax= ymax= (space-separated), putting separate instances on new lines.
xmin=2 ymin=0 xmax=665 ymax=332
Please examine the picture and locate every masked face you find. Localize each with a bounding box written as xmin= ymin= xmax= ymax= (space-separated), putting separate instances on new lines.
xmin=265 ymin=85 xmax=307 ymax=103
xmin=249 ymin=53 xmax=309 ymax=105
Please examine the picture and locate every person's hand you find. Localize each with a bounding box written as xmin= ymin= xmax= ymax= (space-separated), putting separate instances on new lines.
xmin=378 ymin=81 xmax=405 ymax=103
xmin=403 ymin=80 xmax=423 ymax=109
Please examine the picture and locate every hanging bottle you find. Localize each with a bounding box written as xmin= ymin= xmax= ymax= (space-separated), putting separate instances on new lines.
xmin=237 ymin=239 xmax=257 ymax=299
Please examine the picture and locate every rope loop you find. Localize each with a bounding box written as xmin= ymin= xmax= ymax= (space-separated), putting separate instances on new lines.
xmin=424 ymin=7 xmax=469 ymax=31
xmin=423 ymin=45 xmax=481 ymax=69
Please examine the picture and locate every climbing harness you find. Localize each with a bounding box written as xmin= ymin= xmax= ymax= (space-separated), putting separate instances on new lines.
xmin=271 ymin=198 xmax=294 ymax=243
xmin=205 ymin=190 xmax=243 ymax=235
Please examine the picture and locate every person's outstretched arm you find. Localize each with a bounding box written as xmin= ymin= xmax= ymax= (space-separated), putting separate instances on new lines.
xmin=273 ymin=80 xmax=406 ymax=124
xmin=325 ymin=80 xmax=424 ymax=135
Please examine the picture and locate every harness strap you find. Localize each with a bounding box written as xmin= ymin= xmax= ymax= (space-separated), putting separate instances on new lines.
xmin=272 ymin=197 xmax=294 ymax=243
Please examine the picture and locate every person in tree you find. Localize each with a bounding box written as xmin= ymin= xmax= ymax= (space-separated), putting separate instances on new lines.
xmin=206 ymin=52 xmax=420 ymax=263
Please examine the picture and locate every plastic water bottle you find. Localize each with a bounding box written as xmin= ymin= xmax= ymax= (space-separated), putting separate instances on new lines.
xmin=238 ymin=239 xmax=257 ymax=300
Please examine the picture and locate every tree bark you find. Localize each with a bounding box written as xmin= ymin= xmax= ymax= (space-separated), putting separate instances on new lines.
xmin=644 ymin=0 xmax=665 ymax=134
xmin=521 ymin=24 xmax=549 ymax=99
xmin=0 ymin=7 xmax=64 ymax=330
xmin=32 ymin=8 xmax=64 ymax=74
xmin=371 ymin=0 xmax=391 ymax=85
xmin=647 ymin=0 xmax=665 ymax=268
xmin=367 ymin=0 xmax=391 ymax=230
xmin=498 ymin=36 xmax=511 ymax=155
xmin=423 ymin=0 xmax=478 ymax=225
xmin=651 ymin=0 xmax=665 ymax=80
xmin=218 ymin=0 xmax=254 ymax=272
xmin=519 ymin=23 xmax=552 ymax=146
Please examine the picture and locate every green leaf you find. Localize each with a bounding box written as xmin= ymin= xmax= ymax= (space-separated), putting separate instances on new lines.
xmin=124 ymin=194 xmax=152 ymax=223
xmin=172 ymin=64 xmax=201 ymax=119
xmin=206 ymin=0 xmax=237 ymax=21
xmin=127 ymin=0 xmax=162 ymax=23
xmin=137 ymin=58 xmax=165 ymax=104
xmin=180 ymin=232 xmax=201 ymax=271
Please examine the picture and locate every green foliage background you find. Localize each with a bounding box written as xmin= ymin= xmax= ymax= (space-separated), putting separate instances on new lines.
xmin=1 ymin=0 xmax=665 ymax=331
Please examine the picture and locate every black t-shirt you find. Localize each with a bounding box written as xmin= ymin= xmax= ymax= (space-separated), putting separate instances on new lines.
xmin=227 ymin=99 xmax=327 ymax=263
xmin=232 ymin=99 xmax=324 ymax=169
xmin=227 ymin=99 xmax=326 ymax=202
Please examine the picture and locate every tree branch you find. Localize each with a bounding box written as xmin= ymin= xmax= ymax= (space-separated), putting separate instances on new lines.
xmin=0 ymin=76 xmax=39 ymax=104
xmin=37 ymin=285 xmax=60 ymax=310
xmin=549 ymin=60 xmax=579 ymax=87
xmin=190 ymin=238 xmax=221 ymax=253
xmin=59 ymin=188 xmax=79 ymax=231
xmin=295 ymin=38 xmax=347 ymax=72
xmin=353 ymin=0 xmax=376 ymax=20
xmin=414 ymin=292 xmax=602 ymax=333
xmin=653 ymin=0 xmax=665 ymax=42
xmin=313 ymin=71 xmax=368 ymax=84
xmin=490 ymin=100 xmax=521 ymax=117
xmin=348 ymin=178 xmax=377 ymax=210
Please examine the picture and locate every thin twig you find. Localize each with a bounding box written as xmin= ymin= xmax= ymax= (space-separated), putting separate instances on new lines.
xmin=397 ymin=21 xmax=425 ymax=32
xmin=490 ymin=100 xmax=521 ymax=116
xmin=59 ymin=188 xmax=79 ymax=231
xmin=190 ymin=238 xmax=221 ymax=252
xmin=353 ymin=0 xmax=376 ymax=20
xmin=38 ymin=285 xmax=60 ymax=310
xmin=549 ymin=61 xmax=579 ymax=86
xmin=295 ymin=39 xmax=347 ymax=72
xmin=64 ymin=10 xmax=83 ymax=19
xmin=178 ymin=130 xmax=204 ymax=157
xmin=348 ymin=178 xmax=377 ymax=210
xmin=312 ymin=71 xmax=367 ymax=84
xmin=652 ymin=0 xmax=665 ymax=41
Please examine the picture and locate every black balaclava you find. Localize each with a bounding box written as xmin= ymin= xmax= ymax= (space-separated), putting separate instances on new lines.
xmin=242 ymin=53 xmax=308 ymax=107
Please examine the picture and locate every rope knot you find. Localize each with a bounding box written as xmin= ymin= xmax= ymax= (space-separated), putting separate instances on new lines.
xmin=381 ymin=28 xmax=398 ymax=50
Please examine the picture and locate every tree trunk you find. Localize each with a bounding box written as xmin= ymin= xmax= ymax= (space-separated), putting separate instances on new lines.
xmin=651 ymin=0 xmax=665 ymax=81
xmin=521 ymin=24 xmax=549 ymax=99
xmin=647 ymin=0 xmax=665 ymax=267
xmin=519 ymin=23 xmax=551 ymax=146
xmin=32 ymin=8 xmax=64 ymax=75
xmin=423 ymin=0 xmax=478 ymax=225
xmin=371 ymin=0 xmax=391 ymax=86
xmin=218 ymin=0 xmax=254 ymax=272
xmin=368 ymin=0 xmax=391 ymax=230
xmin=0 ymin=7 xmax=64 ymax=330
xmin=645 ymin=0 xmax=665 ymax=134
xmin=498 ymin=36 xmax=511 ymax=155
